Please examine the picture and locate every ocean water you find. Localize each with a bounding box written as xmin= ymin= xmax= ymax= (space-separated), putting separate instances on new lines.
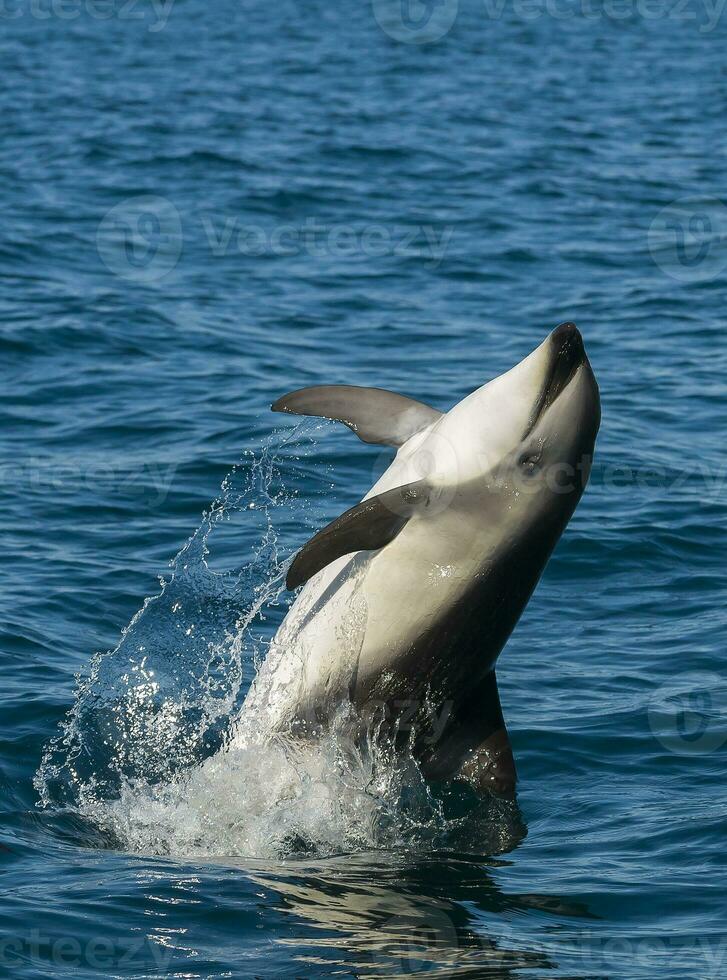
xmin=1 ymin=1 xmax=726 ymax=977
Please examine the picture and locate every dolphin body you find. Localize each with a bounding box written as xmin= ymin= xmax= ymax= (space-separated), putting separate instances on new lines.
xmin=240 ymin=324 xmax=600 ymax=794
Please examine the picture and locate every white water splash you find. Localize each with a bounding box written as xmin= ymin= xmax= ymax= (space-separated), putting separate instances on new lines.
xmin=36 ymin=426 xmax=522 ymax=860
xmin=81 ymin=709 xmax=438 ymax=859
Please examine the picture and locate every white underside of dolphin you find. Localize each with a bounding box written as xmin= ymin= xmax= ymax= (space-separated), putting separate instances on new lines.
xmin=234 ymin=324 xmax=601 ymax=794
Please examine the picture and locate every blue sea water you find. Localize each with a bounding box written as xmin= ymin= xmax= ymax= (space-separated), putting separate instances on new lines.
xmin=1 ymin=0 xmax=727 ymax=976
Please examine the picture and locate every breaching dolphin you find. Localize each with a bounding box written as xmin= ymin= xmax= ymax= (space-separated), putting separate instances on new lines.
xmin=241 ymin=323 xmax=600 ymax=795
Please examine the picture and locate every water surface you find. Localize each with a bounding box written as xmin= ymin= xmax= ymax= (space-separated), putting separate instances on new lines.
xmin=1 ymin=1 xmax=726 ymax=976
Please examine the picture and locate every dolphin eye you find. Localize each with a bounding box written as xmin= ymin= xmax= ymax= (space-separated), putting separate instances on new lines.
xmin=519 ymin=451 xmax=542 ymax=474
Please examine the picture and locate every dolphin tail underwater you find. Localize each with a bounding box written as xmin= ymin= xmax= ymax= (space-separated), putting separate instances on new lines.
xmin=239 ymin=323 xmax=601 ymax=796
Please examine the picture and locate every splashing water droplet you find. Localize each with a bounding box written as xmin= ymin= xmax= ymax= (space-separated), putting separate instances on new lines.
xmin=35 ymin=424 xmax=524 ymax=860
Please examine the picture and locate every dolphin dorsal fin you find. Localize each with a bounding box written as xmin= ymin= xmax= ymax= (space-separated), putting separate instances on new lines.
xmin=272 ymin=385 xmax=442 ymax=447
xmin=286 ymin=480 xmax=430 ymax=590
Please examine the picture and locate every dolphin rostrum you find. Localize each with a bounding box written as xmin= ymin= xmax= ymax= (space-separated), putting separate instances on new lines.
xmin=240 ymin=324 xmax=601 ymax=795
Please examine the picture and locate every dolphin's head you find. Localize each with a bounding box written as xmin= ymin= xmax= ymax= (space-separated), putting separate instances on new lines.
xmin=426 ymin=323 xmax=600 ymax=536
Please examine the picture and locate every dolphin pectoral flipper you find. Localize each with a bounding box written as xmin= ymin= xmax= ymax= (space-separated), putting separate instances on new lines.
xmin=272 ymin=385 xmax=442 ymax=447
xmin=286 ymin=480 xmax=429 ymax=590
xmin=456 ymin=672 xmax=517 ymax=796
